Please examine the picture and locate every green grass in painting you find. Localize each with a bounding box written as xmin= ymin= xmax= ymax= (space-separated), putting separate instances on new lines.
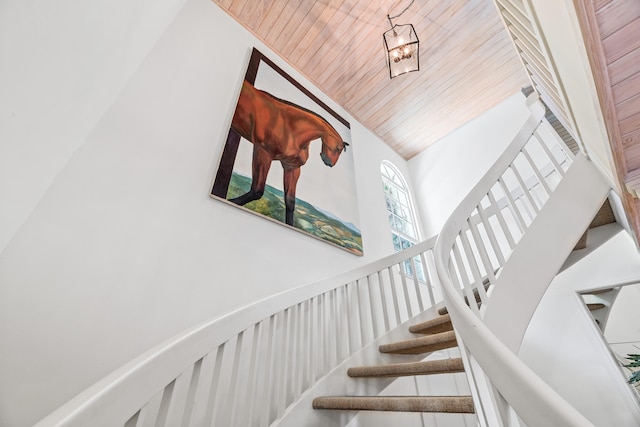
xmin=227 ymin=173 xmax=363 ymax=255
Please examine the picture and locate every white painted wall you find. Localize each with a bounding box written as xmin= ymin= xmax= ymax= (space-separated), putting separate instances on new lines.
xmin=0 ymin=0 xmax=189 ymax=254
xmin=0 ymin=1 xmax=412 ymax=426
xmin=605 ymin=283 xmax=640 ymax=358
xmin=605 ymin=282 xmax=640 ymax=401
xmin=407 ymin=92 xmax=531 ymax=239
xmin=520 ymin=224 xmax=640 ymax=426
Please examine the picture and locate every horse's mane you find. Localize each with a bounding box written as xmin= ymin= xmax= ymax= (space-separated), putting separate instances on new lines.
xmin=258 ymin=87 xmax=340 ymax=136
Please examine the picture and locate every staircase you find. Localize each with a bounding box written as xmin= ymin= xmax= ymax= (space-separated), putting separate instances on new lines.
xmin=313 ymin=311 xmax=473 ymax=416
xmin=34 ymin=95 xmax=618 ymax=427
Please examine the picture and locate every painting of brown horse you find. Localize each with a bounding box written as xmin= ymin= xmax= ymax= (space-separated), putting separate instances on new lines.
xmin=228 ymin=80 xmax=349 ymax=226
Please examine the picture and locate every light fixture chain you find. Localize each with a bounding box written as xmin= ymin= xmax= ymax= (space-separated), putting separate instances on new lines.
xmin=388 ymin=0 xmax=415 ymax=21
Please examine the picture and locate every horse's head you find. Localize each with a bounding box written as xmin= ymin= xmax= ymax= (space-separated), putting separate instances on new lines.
xmin=320 ymin=137 xmax=349 ymax=167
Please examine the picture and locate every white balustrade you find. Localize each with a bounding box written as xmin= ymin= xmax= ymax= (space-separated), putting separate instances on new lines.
xmin=37 ymin=95 xmax=601 ymax=427
xmin=35 ymin=238 xmax=438 ymax=427
xmin=433 ymin=96 xmax=599 ymax=426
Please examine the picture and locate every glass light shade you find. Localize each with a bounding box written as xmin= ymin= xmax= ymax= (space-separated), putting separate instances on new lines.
xmin=383 ymin=24 xmax=419 ymax=79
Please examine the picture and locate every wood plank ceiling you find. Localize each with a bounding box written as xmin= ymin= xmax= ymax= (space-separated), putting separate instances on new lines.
xmin=213 ymin=0 xmax=530 ymax=159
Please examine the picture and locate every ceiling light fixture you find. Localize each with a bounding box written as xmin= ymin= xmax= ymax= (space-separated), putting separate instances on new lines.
xmin=383 ymin=0 xmax=419 ymax=79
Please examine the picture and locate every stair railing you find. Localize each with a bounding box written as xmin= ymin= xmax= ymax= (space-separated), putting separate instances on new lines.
xmin=35 ymin=237 xmax=439 ymax=427
xmin=433 ymin=96 xmax=596 ymax=426
xmin=493 ymin=0 xmax=587 ymax=156
xmin=36 ymin=94 xmax=593 ymax=427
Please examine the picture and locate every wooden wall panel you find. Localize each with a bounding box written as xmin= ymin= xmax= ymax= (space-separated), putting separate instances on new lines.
xmin=585 ymin=0 xmax=640 ymax=174
xmin=595 ymin=0 xmax=640 ymax=37
xmin=594 ymin=0 xmax=614 ymax=11
xmin=617 ymin=94 xmax=640 ymax=121
xmin=620 ymin=112 xmax=640 ymax=137
xmin=601 ymin=16 xmax=640 ymax=64
xmin=624 ymin=128 xmax=640 ymax=147
xmin=611 ymin=70 xmax=640 ymax=104
xmin=576 ymin=0 xmax=640 ymax=241
xmin=608 ymin=47 xmax=640 ymax=85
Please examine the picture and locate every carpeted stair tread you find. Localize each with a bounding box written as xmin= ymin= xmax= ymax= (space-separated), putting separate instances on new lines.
xmin=379 ymin=330 xmax=457 ymax=354
xmin=348 ymin=358 xmax=464 ymax=378
xmin=312 ymin=395 xmax=474 ymax=413
xmin=438 ymin=302 xmax=481 ymax=316
xmin=409 ymin=313 xmax=453 ymax=335
xmin=438 ymin=280 xmax=491 ymax=316
xmin=587 ymin=303 xmax=606 ymax=310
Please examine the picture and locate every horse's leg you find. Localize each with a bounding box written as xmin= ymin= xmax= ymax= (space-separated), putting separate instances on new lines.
xmin=229 ymin=145 xmax=271 ymax=205
xmin=283 ymin=166 xmax=301 ymax=226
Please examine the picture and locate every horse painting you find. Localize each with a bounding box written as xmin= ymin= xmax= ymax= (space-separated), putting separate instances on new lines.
xmin=229 ymin=80 xmax=349 ymax=226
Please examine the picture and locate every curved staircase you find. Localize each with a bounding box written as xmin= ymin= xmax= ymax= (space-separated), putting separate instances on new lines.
xmin=313 ymin=311 xmax=474 ymax=416
xmin=35 ymin=95 xmax=627 ymax=427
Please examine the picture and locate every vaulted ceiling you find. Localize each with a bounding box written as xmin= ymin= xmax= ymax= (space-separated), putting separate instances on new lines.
xmin=213 ymin=0 xmax=531 ymax=159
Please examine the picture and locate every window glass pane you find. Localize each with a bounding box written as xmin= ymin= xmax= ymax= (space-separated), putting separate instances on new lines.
xmin=387 ymin=198 xmax=399 ymax=215
xmin=398 ymin=204 xmax=411 ymax=221
xmin=386 ymin=185 xmax=398 ymax=201
xmin=398 ymin=191 xmax=409 ymax=207
xmin=400 ymin=236 xmax=413 ymax=250
xmin=381 ymin=161 xmax=419 ymax=250
xmin=414 ymin=257 xmax=426 ymax=282
xmin=385 ymin=197 xmax=394 ymax=213
xmin=403 ymin=221 xmax=416 ymax=238
xmin=392 ymin=233 xmax=403 ymax=251
xmin=396 ymin=217 xmax=409 ymax=234
xmin=388 ymin=211 xmax=396 ymax=228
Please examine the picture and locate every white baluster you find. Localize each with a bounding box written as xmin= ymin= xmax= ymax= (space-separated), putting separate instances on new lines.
xmin=181 ymin=358 xmax=203 ymax=427
xmin=163 ymin=365 xmax=195 ymax=427
xmin=409 ymin=256 xmax=425 ymax=313
xmin=367 ymin=274 xmax=380 ymax=339
xmin=136 ymin=388 xmax=164 ymax=427
xmin=387 ymin=266 xmax=402 ymax=326
xmin=498 ymin=177 xmax=526 ymax=234
xmin=242 ymin=323 xmax=262 ymax=427
xmin=226 ymin=332 xmax=246 ymax=426
xmin=452 ymin=239 xmax=481 ymax=316
xmin=399 ymin=262 xmax=413 ymax=319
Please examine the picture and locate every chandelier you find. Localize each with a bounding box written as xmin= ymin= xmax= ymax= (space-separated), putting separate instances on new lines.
xmin=383 ymin=0 xmax=420 ymax=79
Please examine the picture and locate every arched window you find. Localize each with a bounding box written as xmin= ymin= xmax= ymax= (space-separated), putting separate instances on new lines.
xmin=381 ymin=161 xmax=419 ymax=250
xmin=380 ymin=161 xmax=424 ymax=280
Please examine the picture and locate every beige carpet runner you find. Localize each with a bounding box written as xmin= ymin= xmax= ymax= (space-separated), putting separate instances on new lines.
xmin=312 ymin=309 xmax=474 ymax=415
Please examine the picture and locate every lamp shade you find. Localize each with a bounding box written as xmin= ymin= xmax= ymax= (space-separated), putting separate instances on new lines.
xmin=383 ymin=24 xmax=419 ymax=79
